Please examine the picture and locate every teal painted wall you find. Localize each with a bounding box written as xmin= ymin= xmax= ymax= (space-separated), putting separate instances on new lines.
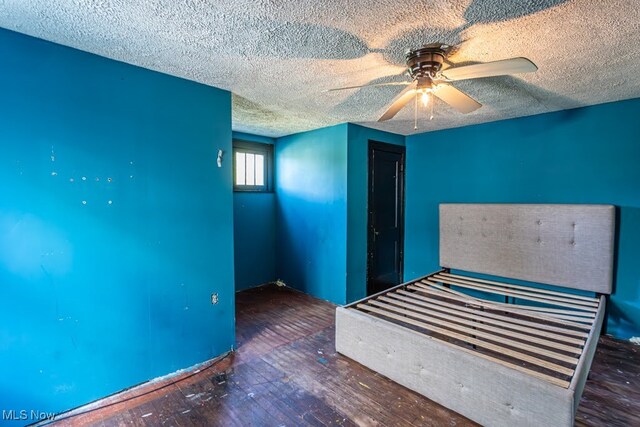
xmin=405 ymin=98 xmax=640 ymax=339
xmin=246 ymin=124 xmax=404 ymax=303
xmin=275 ymin=124 xmax=349 ymax=304
xmin=0 ymin=28 xmax=235 ymax=418
xmin=232 ymin=132 xmax=276 ymax=291
xmin=233 ymin=131 xmax=276 ymax=146
xmin=346 ymin=124 xmax=405 ymax=303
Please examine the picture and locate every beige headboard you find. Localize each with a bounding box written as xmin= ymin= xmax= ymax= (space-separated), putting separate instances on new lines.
xmin=439 ymin=204 xmax=615 ymax=294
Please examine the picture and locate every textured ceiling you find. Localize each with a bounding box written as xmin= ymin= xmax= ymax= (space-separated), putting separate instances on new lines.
xmin=1 ymin=1 xmax=640 ymax=137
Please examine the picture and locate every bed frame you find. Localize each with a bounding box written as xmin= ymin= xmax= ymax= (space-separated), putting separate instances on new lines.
xmin=336 ymin=204 xmax=615 ymax=427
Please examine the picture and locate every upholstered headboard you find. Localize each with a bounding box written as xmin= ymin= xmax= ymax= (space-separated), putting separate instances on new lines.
xmin=439 ymin=204 xmax=615 ymax=294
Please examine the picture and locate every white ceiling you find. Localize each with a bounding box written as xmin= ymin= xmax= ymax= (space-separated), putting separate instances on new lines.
xmin=1 ymin=1 xmax=639 ymax=137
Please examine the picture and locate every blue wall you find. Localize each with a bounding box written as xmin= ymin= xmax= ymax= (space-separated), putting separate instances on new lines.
xmin=237 ymin=124 xmax=404 ymax=304
xmin=275 ymin=124 xmax=348 ymax=304
xmin=233 ymin=132 xmax=277 ymax=291
xmin=346 ymin=124 xmax=405 ymax=303
xmin=0 ymin=28 xmax=235 ymax=417
xmin=405 ymin=99 xmax=640 ymax=339
xmin=233 ymin=131 xmax=275 ymax=146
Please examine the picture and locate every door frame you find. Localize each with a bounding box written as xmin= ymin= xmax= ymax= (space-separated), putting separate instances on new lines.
xmin=366 ymin=140 xmax=406 ymax=296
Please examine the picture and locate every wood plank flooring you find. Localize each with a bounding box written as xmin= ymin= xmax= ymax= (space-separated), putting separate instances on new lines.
xmin=50 ymin=284 xmax=640 ymax=426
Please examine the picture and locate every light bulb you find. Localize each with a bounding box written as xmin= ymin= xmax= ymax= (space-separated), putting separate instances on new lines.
xmin=421 ymin=91 xmax=430 ymax=107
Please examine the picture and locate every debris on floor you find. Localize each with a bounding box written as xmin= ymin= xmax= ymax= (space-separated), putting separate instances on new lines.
xmin=214 ymin=372 xmax=227 ymax=384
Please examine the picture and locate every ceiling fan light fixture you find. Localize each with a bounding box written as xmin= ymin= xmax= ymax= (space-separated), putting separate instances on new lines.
xmin=328 ymin=42 xmax=537 ymax=128
xmin=421 ymin=90 xmax=430 ymax=106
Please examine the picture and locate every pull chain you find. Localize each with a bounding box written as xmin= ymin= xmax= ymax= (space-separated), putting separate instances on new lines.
xmin=429 ymin=93 xmax=434 ymax=120
xmin=414 ymin=90 xmax=418 ymax=130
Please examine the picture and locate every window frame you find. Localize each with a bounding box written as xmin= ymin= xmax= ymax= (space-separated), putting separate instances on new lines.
xmin=232 ymin=140 xmax=274 ymax=192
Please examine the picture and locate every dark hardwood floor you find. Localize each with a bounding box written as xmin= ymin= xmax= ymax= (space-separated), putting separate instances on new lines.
xmin=52 ymin=285 xmax=640 ymax=426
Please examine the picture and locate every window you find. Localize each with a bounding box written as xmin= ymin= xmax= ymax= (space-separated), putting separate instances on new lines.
xmin=233 ymin=140 xmax=273 ymax=192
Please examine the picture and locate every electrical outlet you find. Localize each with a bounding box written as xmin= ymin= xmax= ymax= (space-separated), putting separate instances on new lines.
xmin=211 ymin=293 xmax=219 ymax=305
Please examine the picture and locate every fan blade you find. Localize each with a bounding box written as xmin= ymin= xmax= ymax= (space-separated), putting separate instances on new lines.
xmin=433 ymin=84 xmax=481 ymax=114
xmin=442 ymin=57 xmax=537 ymax=81
xmin=326 ymin=81 xmax=411 ymax=92
xmin=378 ymin=83 xmax=417 ymax=121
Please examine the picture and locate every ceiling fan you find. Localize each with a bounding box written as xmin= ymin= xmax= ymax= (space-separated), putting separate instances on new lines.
xmin=328 ymin=43 xmax=538 ymax=124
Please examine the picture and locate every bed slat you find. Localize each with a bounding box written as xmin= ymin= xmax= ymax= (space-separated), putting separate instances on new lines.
xmin=393 ymin=290 xmax=588 ymax=341
xmin=380 ymin=294 xmax=584 ymax=352
xmin=432 ymin=274 xmax=599 ymax=309
xmin=439 ymin=272 xmax=599 ymax=303
xmin=422 ymin=280 xmax=596 ymax=322
xmin=365 ymin=299 xmax=580 ymax=364
xmin=428 ymin=276 xmax=598 ymax=313
xmin=413 ymin=282 xmax=594 ymax=328
xmin=357 ymin=303 xmax=576 ymax=377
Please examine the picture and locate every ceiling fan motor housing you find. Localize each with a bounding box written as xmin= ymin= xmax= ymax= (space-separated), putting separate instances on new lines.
xmin=406 ymin=44 xmax=447 ymax=79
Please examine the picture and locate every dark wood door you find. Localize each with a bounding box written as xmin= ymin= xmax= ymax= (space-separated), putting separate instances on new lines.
xmin=367 ymin=141 xmax=405 ymax=296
